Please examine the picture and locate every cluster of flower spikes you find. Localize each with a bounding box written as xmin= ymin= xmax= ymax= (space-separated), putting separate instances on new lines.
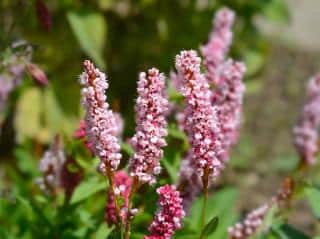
xmin=129 ymin=68 xmax=169 ymax=185
xmin=228 ymin=177 xmax=294 ymax=239
xmin=37 ymin=136 xmax=66 ymax=193
xmin=211 ymin=60 xmax=246 ymax=163
xmin=105 ymin=171 xmax=133 ymax=226
xmin=293 ymin=73 xmax=320 ymax=165
xmin=176 ymin=9 xmax=244 ymax=209
xmin=144 ymin=185 xmax=185 ymax=239
xmin=175 ymin=50 xmax=222 ymax=182
xmin=79 ymin=60 xmax=122 ymax=173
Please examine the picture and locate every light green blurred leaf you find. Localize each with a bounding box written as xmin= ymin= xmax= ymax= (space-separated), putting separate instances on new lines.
xmin=70 ymin=180 xmax=107 ymax=204
xmin=162 ymin=154 xmax=180 ymax=182
xmin=121 ymin=141 xmax=134 ymax=156
xmin=44 ymin=89 xmax=77 ymax=137
xmin=305 ymin=187 xmax=320 ymax=219
xmin=14 ymin=87 xmax=50 ymax=143
xmin=263 ymin=0 xmax=290 ymax=24
xmin=67 ymin=11 xmax=107 ymax=69
xmin=243 ymin=50 xmax=265 ymax=76
xmin=95 ymin=223 xmax=113 ymax=239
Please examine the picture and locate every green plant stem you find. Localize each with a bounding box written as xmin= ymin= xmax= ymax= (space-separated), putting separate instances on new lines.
xmin=124 ymin=177 xmax=139 ymax=239
xmin=200 ymin=166 xmax=210 ymax=239
xmin=200 ymin=185 xmax=209 ymax=239
xmin=106 ymin=167 xmax=123 ymax=232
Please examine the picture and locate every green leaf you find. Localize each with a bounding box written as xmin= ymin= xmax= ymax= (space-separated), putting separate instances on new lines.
xmin=188 ymin=187 xmax=238 ymax=239
xmin=243 ymin=50 xmax=265 ymax=76
xmin=263 ymin=0 xmax=290 ymax=24
xmin=14 ymin=87 xmax=49 ymax=143
xmin=278 ymin=224 xmax=311 ymax=239
xmin=162 ymin=153 xmax=180 ymax=182
xmin=201 ymin=217 xmax=219 ymax=238
xmin=121 ymin=141 xmax=134 ymax=156
xmin=305 ymin=187 xmax=320 ymax=219
xmin=70 ymin=180 xmax=107 ymax=204
xmin=95 ymin=223 xmax=113 ymax=239
xmin=67 ymin=11 xmax=107 ymax=69
xmin=262 ymin=0 xmax=290 ymax=23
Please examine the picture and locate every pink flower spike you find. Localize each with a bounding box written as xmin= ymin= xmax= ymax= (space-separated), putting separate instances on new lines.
xmin=129 ymin=68 xmax=169 ymax=185
xmin=212 ymin=60 xmax=246 ymax=163
xmin=293 ymin=73 xmax=320 ymax=165
xmin=37 ymin=135 xmax=66 ymax=193
xmin=144 ymin=185 xmax=185 ymax=239
xmin=79 ymin=60 xmax=122 ymax=172
xmin=175 ymin=50 xmax=222 ymax=182
xmin=201 ymin=7 xmax=235 ymax=84
xmin=228 ymin=204 xmax=270 ymax=239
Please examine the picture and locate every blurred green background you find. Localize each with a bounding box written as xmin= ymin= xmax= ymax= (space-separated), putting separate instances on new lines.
xmin=1 ymin=0 xmax=320 ymax=238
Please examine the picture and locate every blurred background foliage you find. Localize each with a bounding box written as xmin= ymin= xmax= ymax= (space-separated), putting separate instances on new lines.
xmin=0 ymin=0 xmax=289 ymax=142
xmin=1 ymin=0 xmax=320 ymax=238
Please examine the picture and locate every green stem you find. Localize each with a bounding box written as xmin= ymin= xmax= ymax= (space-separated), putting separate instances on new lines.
xmin=106 ymin=168 xmax=123 ymax=232
xmin=200 ymin=185 xmax=209 ymax=239
xmin=124 ymin=177 xmax=139 ymax=239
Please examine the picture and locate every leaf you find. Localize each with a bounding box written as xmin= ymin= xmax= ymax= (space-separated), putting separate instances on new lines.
xmin=121 ymin=141 xmax=134 ymax=156
xmin=262 ymin=0 xmax=290 ymax=24
xmin=67 ymin=11 xmax=107 ymax=69
xmin=278 ymin=224 xmax=311 ymax=239
xmin=201 ymin=217 xmax=219 ymax=238
xmin=188 ymin=187 xmax=238 ymax=239
xmin=14 ymin=87 xmax=50 ymax=143
xmin=95 ymin=223 xmax=113 ymax=239
xmin=70 ymin=180 xmax=107 ymax=204
xmin=16 ymin=196 xmax=34 ymax=220
xmin=43 ymin=88 xmax=77 ymax=138
xmin=243 ymin=50 xmax=265 ymax=76
xmin=162 ymin=153 xmax=180 ymax=182
xmin=305 ymin=187 xmax=320 ymax=219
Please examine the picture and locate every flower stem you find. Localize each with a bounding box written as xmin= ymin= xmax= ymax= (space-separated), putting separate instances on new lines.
xmin=106 ymin=167 xmax=122 ymax=231
xmin=200 ymin=167 xmax=209 ymax=239
xmin=124 ymin=177 xmax=139 ymax=239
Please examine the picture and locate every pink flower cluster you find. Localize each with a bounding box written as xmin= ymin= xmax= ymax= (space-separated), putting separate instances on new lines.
xmin=105 ymin=171 xmax=133 ymax=226
xmin=175 ymin=50 xmax=222 ymax=180
xmin=228 ymin=204 xmax=270 ymax=239
xmin=0 ymin=51 xmax=30 ymax=113
xmin=74 ymin=120 xmax=93 ymax=151
xmin=129 ymin=68 xmax=169 ymax=185
xmin=228 ymin=177 xmax=294 ymax=239
xmin=145 ymin=185 xmax=185 ymax=239
xmin=201 ymin=7 xmax=235 ymax=84
xmin=293 ymin=74 xmax=320 ymax=165
xmin=80 ymin=60 xmax=122 ymax=172
xmin=37 ymin=136 xmax=66 ymax=193
xmin=212 ymin=60 xmax=246 ymax=162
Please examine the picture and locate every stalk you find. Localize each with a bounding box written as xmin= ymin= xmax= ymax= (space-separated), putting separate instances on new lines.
xmin=200 ymin=166 xmax=210 ymax=239
xmin=106 ymin=167 xmax=123 ymax=231
xmin=124 ymin=177 xmax=139 ymax=239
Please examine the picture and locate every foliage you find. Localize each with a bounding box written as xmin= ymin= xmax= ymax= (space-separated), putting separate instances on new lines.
xmin=0 ymin=1 xmax=319 ymax=239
